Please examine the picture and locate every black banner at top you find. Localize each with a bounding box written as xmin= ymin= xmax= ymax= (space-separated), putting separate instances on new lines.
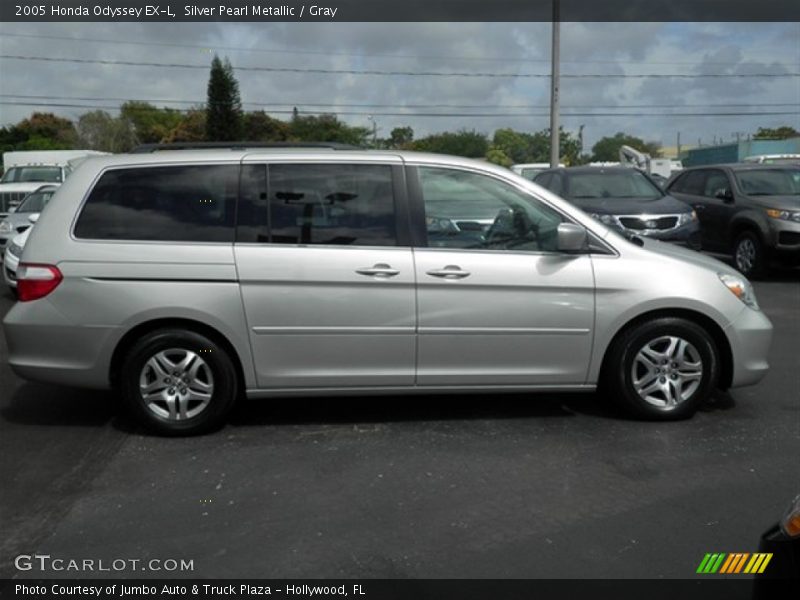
xmin=1 ymin=0 xmax=800 ymax=22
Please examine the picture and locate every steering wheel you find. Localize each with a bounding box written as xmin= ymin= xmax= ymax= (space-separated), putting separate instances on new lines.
xmin=484 ymin=207 xmax=539 ymax=249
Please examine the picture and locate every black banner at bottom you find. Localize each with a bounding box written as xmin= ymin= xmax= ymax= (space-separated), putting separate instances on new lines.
xmin=2 ymin=579 xmax=797 ymax=600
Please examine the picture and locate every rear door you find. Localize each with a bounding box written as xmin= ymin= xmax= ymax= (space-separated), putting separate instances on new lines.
xmin=409 ymin=165 xmax=595 ymax=386
xmin=234 ymin=158 xmax=416 ymax=389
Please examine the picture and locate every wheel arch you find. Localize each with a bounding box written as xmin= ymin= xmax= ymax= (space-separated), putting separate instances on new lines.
xmin=109 ymin=318 xmax=247 ymax=397
xmin=598 ymin=308 xmax=734 ymax=390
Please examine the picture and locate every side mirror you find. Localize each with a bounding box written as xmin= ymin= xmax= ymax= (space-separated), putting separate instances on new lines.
xmin=8 ymin=206 xmax=16 ymax=214
xmin=714 ymin=188 xmax=733 ymax=202
xmin=557 ymin=222 xmax=587 ymax=253
xmin=28 ymin=213 xmax=39 ymax=224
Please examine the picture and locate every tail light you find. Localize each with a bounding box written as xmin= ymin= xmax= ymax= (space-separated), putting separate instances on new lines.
xmin=17 ymin=263 xmax=63 ymax=301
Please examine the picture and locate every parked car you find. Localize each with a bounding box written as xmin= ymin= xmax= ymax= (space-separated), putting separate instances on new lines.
xmin=753 ymin=494 xmax=800 ymax=595
xmin=533 ymin=166 xmax=701 ymax=249
xmin=666 ymin=164 xmax=800 ymax=278
xmin=0 ymin=184 xmax=58 ymax=253
xmin=2 ymin=147 xmax=772 ymax=435
xmin=510 ymin=162 xmax=564 ymax=181
xmin=3 ymin=225 xmax=32 ymax=296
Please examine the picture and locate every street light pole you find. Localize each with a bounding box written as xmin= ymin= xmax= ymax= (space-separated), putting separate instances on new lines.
xmin=549 ymin=0 xmax=560 ymax=167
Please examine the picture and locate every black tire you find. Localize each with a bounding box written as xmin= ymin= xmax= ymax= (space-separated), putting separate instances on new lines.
xmin=601 ymin=317 xmax=719 ymax=420
xmin=733 ymin=231 xmax=767 ymax=279
xmin=119 ymin=329 xmax=238 ymax=436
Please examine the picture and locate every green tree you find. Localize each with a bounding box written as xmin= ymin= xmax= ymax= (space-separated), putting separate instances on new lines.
xmin=243 ymin=111 xmax=290 ymax=141
xmin=206 ymin=55 xmax=243 ymax=141
xmin=591 ymin=132 xmax=661 ymax=162
xmin=11 ymin=112 xmax=78 ymax=149
xmin=491 ymin=128 xmax=534 ymax=164
xmin=389 ymin=126 xmax=414 ymax=148
xmin=412 ymin=130 xmax=488 ymax=158
xmin=164 ymin=109 xmax=207 ymax=143
xmin=289 ymin=113 xmax=369 ymax=145
xmin=753 ymin=126 xmax=799 ymax=140
xmin=76 ymin=110 xmax=137 ymax=152
xmin=121 ymin=101 xmax=183 ymax=144
xmin=485 ymin=145 xmax=513 ymax=167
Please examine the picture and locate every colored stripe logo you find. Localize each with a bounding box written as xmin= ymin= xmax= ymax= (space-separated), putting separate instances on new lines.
xmin=696 ymin=553 xmax=772 ymax=574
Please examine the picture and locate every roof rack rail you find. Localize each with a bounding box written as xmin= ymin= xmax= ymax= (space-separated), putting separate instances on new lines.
xmin=130 ymin=142 xmax=364 ymax=153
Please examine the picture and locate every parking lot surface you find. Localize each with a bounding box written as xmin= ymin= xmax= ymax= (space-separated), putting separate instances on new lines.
xmin=1 ymin=270 xmax=798 ymax=579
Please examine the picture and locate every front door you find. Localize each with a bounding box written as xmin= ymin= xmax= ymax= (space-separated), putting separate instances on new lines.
xmin=411 ymin=165 xmax=595 ymax=386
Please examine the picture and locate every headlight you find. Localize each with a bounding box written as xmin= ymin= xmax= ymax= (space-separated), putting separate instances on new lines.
xmin=719 ymin=273 xmax=759 ymax=310
xmin=590 ymin=213 xmax=617 ymax=226
xmin=677 ymin=210 xmax=697 ymax=226
xmin=0 ymin=221 xmax=12 ymax=234
xmin=7 ymin=241 xmax=23 ymax=257
xmin=765 ymin=208 xmax=800 ymax=222
xmin=781 ymin=495 xmax=800 ymax=538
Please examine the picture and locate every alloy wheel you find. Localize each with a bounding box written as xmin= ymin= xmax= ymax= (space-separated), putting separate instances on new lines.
xmin=631 ymin=336 xmax=704 ymax=410
xmin=138 ymin=348 xmax=214 ymax=421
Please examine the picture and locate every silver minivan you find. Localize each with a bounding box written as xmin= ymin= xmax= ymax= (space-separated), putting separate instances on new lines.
xmin=2 ymin=147 xmax=773 ymax=435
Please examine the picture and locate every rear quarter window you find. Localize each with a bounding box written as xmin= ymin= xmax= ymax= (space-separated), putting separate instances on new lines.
xmin=74 ymin=164 xmax=238 ymax=242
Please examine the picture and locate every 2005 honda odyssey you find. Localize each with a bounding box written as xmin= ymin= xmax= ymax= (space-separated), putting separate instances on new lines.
xmin=2 ymin=145 xmax=773 ymax=435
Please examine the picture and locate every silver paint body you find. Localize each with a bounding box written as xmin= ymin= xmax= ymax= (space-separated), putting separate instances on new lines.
xmin=3 ymin=150 xmax=772 ymax=398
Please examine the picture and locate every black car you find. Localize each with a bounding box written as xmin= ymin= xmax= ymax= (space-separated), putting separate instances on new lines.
xmin=533 ymin=167 xmax=701 ymax=248
xmin=753 ymin=494 xmax=800 ymax=597
xmin=666 ymin=164 xmax=800 ymax=278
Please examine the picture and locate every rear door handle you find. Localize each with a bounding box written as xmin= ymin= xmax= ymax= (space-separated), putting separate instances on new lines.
xmin=356 ymin=263 xmax=400 ymax=277
xmin=426 ymin=265 xmax=471 ymax=279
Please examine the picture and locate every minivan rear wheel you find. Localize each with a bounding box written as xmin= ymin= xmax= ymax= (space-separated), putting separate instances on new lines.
xmin=120 ymin=329 xmax=237 ymax=436
xmin=602 ymin=317 xmax=719 ymax=420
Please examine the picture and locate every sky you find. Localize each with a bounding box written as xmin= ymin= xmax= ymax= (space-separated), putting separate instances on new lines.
xmin=0 ymin=21 xmax=798 ymax=153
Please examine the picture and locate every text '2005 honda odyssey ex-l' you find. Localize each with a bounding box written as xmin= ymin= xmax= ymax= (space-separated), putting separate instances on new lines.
xmin=2 ymin=146 xmax=773 ymax=435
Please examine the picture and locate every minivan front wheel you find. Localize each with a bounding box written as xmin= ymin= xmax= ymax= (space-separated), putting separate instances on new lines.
xmin=603 ymin=318 xmax=719 ymax=420
xmin=120 ymin=329 xmax=238 ymax=436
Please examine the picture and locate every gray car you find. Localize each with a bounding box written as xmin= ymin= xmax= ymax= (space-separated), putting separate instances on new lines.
xmin=0 ymin=184 xmax=59 ymax=252
xmin=2 ymin=147 xmax=773 ymax=435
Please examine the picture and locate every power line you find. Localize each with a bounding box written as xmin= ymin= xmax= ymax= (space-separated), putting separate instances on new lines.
xmin=3 ymin=31 xmax=796 ymax=68
xmin=1 ymin=93 xmax=797 ymax=110
xmin=1 ymin=100 xmax=797 ymax=119
xmin=1 ymin=54 xmax=797 ymax=79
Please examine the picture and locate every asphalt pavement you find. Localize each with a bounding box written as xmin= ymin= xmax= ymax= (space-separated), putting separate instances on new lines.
xmin=1 ymin=269 xmax=798 ymax=580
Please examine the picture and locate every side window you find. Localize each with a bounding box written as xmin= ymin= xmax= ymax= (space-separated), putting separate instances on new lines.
xmin=265 ymin=164 xmax=397 ymax=246
xmin=74 ymin=164 xmax=237 ymax=242
xmin=702 ymin=170 xmax=730 ymax=197
xmin=549 ymin=173 xmax=564 ymax=196
xmin=673 ymin=170 xmax=705 ymax=195
xmin=533 ymin=172 xmax=552 ymax=188
xmin=419 ymin=167 xmax=564 ymax=253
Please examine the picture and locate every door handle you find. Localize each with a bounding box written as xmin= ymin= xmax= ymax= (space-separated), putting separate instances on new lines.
xmin=426 ymin=265 xmax=471 ymax=279
xmin=356 ymin=263 xmax=400 ymax=277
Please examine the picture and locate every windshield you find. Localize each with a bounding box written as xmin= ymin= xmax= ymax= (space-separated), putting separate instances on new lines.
xmin=566 ymin=170 xmax=663 ymax=201
xmin=1 ymin=166 xmax=63 ymax=183
xmin=736 ymin=169 xmax=800 ymax=196
xmin=17 ymin=189 xmax=56 ymax=212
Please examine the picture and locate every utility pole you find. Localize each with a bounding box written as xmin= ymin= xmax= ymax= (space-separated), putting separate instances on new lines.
xmin=367 ymin=115 xmax=378 ymax=148
xmin=676 ymin=132 xmax=681 ymax=159
xmin=549 ymin=0 xmax=560 ymax=167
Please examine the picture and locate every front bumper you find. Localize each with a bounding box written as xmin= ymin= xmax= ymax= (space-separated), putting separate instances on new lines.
xmin=612 ymin=219 xmax=701 ymax=248
xmin=724 ymin=306 xmax=773 ymax=388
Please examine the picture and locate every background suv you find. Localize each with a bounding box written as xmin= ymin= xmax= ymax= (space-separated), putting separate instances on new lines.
xmin=666 ymin=164 xmax=800 ymax=278
xmin=3 ymin=147 xmax=772 ymax=435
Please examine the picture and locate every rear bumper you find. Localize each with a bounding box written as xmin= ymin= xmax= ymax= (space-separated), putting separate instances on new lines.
xmin=3 ymin=299 xmax=117 ymax=389
xmin=724 ymin=306 xmax=773 ymax=388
